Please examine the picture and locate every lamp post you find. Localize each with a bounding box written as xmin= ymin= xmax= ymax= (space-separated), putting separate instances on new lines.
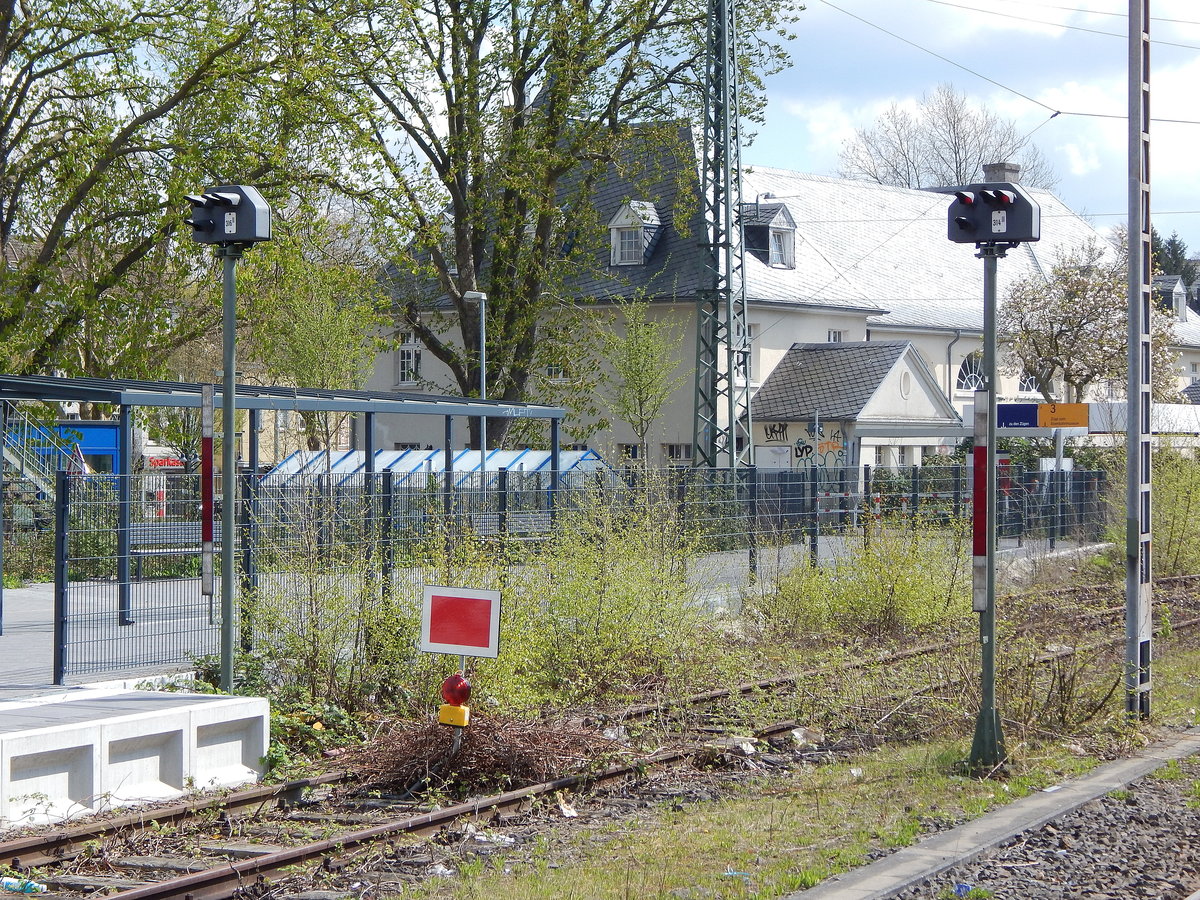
xmin=464 ymin=291 xmax=487 ymax=482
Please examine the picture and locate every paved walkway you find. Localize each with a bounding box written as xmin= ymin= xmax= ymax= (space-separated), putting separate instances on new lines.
xmin=791 ymin=729 xmax=1200 ymax=899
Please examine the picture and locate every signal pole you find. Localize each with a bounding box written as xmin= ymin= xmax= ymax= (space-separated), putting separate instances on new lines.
xmin=942 ymin=179 xmax=1040 ymax=772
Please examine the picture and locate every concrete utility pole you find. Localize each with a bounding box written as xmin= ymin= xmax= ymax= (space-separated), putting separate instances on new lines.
xmin=1125 ymin=0 xmax=1152 ymax=718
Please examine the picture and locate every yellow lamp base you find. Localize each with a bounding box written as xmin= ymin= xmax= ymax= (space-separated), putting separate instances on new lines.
xmin=438 ymin=703 xmax=470 ymax=727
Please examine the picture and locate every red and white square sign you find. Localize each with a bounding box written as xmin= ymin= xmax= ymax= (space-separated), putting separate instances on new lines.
xmin=419 ymin=585 xmax=502 ymax=658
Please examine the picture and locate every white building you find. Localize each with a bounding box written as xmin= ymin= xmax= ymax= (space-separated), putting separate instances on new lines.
xmin=365 ymin=129 xmax=1198 ymax=468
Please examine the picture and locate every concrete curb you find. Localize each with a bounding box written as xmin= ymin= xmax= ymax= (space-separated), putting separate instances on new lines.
xmin=788 ymin=729 xmax=1200 ymax=900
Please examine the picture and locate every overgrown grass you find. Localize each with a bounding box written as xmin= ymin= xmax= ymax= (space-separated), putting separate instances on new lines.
xmin=394 ymin=741 xmax=1096 ymax=900
xmin=743 ymin=517 xmax=972 ymax=643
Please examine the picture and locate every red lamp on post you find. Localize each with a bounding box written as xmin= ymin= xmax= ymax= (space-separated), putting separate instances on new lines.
xmin=438 ymin=672 xmax=471 ymax=727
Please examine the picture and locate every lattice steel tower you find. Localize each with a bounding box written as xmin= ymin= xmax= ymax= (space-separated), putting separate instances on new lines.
xmin=692 ymin=0 xmax=752 ymax=469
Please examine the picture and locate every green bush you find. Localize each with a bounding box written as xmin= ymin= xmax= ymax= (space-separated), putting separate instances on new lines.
xmin=749 ymin=517 xmax=972 ymax=641
xmin=1150 ymin=446 xmax=1200 ymax=577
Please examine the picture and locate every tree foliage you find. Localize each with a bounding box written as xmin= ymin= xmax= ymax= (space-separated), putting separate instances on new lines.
xmin=601 ymin=300 xmax=687 ymax=463
xmin=1152 ymin=227 xmax=1198 ymax=287
xmin=838 ymin=83 xmax=1057 ymax=190
xmin=1000 ymin=238 xmax=1179 ymax=404
xmin=0 ymin=0 xmax=351 ymax=377
xmin=239 ymin=208 xmax=390 ymax=450
xmin=325 ymin=0 xmax=802 ymax=448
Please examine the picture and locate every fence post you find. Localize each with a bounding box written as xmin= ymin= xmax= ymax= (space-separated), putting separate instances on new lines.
xmin=1017 ymin=466 xmax=1028 ymax=548
xmin=808 ymin=467 xmax=818 ymax=567
xmin=318 ymin=473 xmax=331 ymax=557
xmin=747 ymin=466 xmax=758 ymax=580
xmin=862 ymin=463 xmax=872 ymax=551
xmin=549 ymin=418 xmax=560 ymax=525
xmin=381 ymin=470 xmax=394 ymax=600
xmin=239 ymin=473 xmax=257 ymax=651
xmin=498 ymin=468 xmax=509 ymax=536
xmin=911 ymin=464 xmax=921 ymax=524
xmin=0 ymin=401 xmax=6 ymax=635
xmin=53 ymin=469 xmax=69 ymax=685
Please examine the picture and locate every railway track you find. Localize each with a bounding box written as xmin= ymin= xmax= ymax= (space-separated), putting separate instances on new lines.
xmin=3 ymin=577 xmax=1198 ymax=898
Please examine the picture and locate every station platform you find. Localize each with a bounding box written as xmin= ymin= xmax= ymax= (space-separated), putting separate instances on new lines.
xmin=0 ymin=582 xmax=268 ymax=830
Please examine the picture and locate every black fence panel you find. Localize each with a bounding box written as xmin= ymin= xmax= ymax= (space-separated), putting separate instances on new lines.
xmin=37 ymin=463 xmax=1110 ymax=682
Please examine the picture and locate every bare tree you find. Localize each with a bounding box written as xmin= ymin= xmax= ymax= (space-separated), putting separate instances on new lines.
xmin=1000 ymin=237 xmax=1179 ymax=404
xmin=839 ymin=84 xmax=1058 ymax=190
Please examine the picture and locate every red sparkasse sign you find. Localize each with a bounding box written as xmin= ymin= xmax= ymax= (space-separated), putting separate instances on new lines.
xmin=420 ymin=585 xmax=501 ymax=658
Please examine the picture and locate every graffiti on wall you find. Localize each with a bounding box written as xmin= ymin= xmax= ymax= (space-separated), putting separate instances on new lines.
xmin=761 ymin=420 xmax=847 ymax=470
xmin=793 ymin=421 xmax=845 ymax=470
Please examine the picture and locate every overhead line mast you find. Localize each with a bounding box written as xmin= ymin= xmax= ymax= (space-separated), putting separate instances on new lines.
xmin=693 ymin=0 xmax=753 ymax=469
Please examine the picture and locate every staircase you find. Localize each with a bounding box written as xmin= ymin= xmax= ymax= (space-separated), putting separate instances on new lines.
xmin=2 ymin=406 xmax=78 ymax=496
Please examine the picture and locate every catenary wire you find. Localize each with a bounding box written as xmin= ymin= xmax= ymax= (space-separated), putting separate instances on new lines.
xmin=817 ymin=0 xmax=1200 ymax=126
xmin=921 ymin=0 xmax=1200 ymax=50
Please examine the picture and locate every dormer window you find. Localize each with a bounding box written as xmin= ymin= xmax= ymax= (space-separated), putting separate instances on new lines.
xmin=608 ymin=201 xmax=662 ymax=266
xmin=616 ymin=228 xmax=642 ymax=265
xmin=742 ymin=200 xmax=796 ymax=269
xmin=769 ymin=230 xmax=788 ymax=266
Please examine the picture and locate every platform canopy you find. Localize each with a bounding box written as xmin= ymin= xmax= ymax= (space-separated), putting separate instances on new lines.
xmin=0 ymin=374 xmax=564 ymax=420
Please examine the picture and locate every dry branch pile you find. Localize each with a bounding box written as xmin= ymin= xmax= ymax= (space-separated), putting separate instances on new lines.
xmin=341 ymin=714 xmax=629 ymax=799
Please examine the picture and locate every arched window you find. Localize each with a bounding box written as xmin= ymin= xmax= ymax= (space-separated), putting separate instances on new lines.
xmin=1018 ymin=370 xmax=1040 ymax=394
xmin=956 ymin=352 xmax=985 ymax=392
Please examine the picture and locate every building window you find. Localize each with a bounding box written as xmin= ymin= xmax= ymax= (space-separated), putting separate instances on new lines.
xmin=1192 ymin=362 xmax=1200 ymax=385
xmin=827 ymin=329 xmax=843 ymax=343
xmin=663 ymin=443 xmax=692 ymax=463
xmin=768 ymin=229 xmax=794 ymax=268
xmin=956 ymin=352 xmax=985 ymax=392
xmin=1018 ymin=371 xmax=1040 ymax=394
xmin=617 ymin=443 xmax=639 ymax=460
xmin=608 ymin=201 xmax=661 ymax=266
xmin=394 ymin=442 xmax=422 ymax=451
xmin=395 ymin=331 xmax=421 ymax=385
xmin=440 ymin=214 xmax=457 ymax=275
xmin=546 ymin=364 xmax=567 ymax=382
xmin=615 ymin=228 xmax=642 ymax=265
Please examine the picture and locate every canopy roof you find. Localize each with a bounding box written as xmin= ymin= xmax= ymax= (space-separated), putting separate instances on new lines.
xmin=0 ymin=375 xmax=564 ymax=420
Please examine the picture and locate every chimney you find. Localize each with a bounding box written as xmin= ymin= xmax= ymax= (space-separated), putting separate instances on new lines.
xmin=983 ymin=161 xmax=1021 ymax=183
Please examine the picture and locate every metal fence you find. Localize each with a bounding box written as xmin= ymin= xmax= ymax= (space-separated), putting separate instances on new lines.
xmin=33 ymin=462 xmax=1108 ymax=683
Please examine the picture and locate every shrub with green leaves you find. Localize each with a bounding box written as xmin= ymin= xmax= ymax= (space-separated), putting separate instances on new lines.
xmin=749 ymin=517 xmax=972 ymax=641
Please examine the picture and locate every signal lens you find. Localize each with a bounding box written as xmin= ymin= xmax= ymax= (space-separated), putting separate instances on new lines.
xmin=441 ymin=672 xmax=472 ymax=706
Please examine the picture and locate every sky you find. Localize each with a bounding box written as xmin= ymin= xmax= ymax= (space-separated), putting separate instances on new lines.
xmin=747 ymin=0 xmax=1200 ymax=262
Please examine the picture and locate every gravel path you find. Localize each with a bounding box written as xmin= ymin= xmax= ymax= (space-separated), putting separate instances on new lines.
xmin=892 ymin=758 xmax=1200 ymax=900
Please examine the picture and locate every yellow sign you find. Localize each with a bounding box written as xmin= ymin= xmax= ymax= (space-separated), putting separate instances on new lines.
xmin=1037 ymin=403 xmax=1089 ymax=428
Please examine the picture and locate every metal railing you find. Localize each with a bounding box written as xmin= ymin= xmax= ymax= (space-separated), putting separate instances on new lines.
xmin=2 ymin=405 xmax=77 ymax=495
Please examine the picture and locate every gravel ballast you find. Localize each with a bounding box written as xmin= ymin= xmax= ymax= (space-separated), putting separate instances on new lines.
xmin=893 ymin=759 xmax=1200 ymax=899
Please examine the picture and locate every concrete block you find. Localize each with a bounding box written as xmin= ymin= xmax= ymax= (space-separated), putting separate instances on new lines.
xmin=0 ymin=691 xmax=269 ymax=829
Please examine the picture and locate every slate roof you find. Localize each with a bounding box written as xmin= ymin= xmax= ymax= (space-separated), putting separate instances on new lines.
xmin=751 ymin=341 xmax=909 ymax=422
xmin=737 ymin=167 xmax=1106 ymax=333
